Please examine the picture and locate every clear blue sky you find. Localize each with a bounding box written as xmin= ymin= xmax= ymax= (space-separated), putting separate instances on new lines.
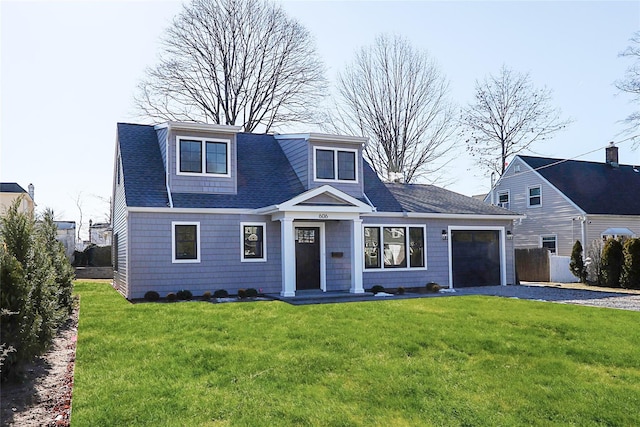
xmin=1 ymin=0 xmax=639 ymax=238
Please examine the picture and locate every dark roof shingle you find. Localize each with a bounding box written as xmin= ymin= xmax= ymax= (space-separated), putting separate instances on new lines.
xmin=386 ymin=183 xmax=515 ymax=215
xmin=519 ymin=155 xmax=640 ymax=215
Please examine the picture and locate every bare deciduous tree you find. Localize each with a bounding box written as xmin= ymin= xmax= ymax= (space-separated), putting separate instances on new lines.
xmin=135 ymin=0 xmax=327 ymax=132
xmin=331 ymin=34 xmax=456 ymax=184
xmin=616 ymin=30 xmax=640 ymax=144
xmin=460 ymin=65 xmax=572 ymax=176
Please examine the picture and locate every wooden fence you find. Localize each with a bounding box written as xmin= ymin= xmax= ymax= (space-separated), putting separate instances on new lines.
xmin=515 ymin=248 xmax=550 ymax=282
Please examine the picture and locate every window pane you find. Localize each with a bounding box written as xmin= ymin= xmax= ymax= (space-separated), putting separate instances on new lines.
xmin=180 ymin=140 xmax=202 ymax=173
xmin=175 ymin=225 xmax=197 ymax=259
xmin=529 ymin=186 xmax=541 ymax=206
xmin=244 ymin=225 xmax=263 ymax=259
xmin=206 ymin=142 xmax=227 ymax=174
xmin=409 ymin=227 xmax=425 ymax=268
xmin=542 ymin=236 xmax=556 ymax=254
xmin=337 ymin=151 xmax=356 ymax=180
xmin=316 ymin=149 xmax=335 ymax=179
xmin=364 ymin=227 xmax=380 ymax=269
xmin=383 ymin=227 xmax=406 ymax=268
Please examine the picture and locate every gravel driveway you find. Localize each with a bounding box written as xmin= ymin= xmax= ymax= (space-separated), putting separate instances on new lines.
xmin=454 ymin=283 xmax=640 ymax=312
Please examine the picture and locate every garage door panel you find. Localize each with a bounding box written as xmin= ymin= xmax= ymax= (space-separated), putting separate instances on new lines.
xmin=452 ymin=230 xmax=501 ymax=287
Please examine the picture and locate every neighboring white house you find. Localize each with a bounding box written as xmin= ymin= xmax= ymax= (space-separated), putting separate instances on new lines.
xmin=89 ymin=221 xmax=112 ymax=247
xmin=485 ymin=143 xmax=640 ymax=281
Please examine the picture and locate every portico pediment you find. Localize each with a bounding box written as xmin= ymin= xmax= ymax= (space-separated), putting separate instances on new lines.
xmin=255 ymin=185 xmax=374 ymax=217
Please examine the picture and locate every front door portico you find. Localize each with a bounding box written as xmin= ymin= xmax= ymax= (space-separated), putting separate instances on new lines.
xmin=256 ymin=185 xmax=372 ymax=297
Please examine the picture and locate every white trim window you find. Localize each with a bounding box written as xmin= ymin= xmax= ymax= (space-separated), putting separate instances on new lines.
xmin=363 ymin=225 xmax=426 ymax=270
xmin=541 ymin=235 xmax=557 ymax=254
xmin=497 ymin=190 xmax=510 ymax=209
xmin=313 ymin=146 xmax=358 ymax=182
xmin=527 ymin=185 xmax=542 ymax=207
xmin=176 ymin=136 xmax=230 ymax=177
xmin=172 ymin=221 xmax=201 ymax=263
xmin=241 ymin=222 xmax=267 ymax=262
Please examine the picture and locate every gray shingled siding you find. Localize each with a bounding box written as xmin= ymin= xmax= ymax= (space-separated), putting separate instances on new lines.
xmin=325 ymin=221 xmax=352 ymax=291
xmin=361 ymin=217 xmax=515 ymax=289
xmin=277 ymin=138 xmax=308 ymax=189
xmin=156 ymin=126 xmax=168 ymax=167
xmin=494 ymin=157 xmax=583 ymax=257
xmin=307 ymin=142 xmax=365 ymax=199
xmin=127 ymin=212 xmax=282 ymax=299
xmin=166 ymin=129 xmax=238 ymax=195
xmin=112 ymin=152 xmax=129 ymax=296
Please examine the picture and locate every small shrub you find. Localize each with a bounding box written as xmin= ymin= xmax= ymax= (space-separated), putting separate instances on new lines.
xmin=237 ymin=289 xmax=247 ymax=299
xmin=426 ymin=282 xmax=441 ymax=293
xmin=144 ymin=291 xmax=160 ymax=302
xmin=166 ymin=292 xmax=177 ymax=302
xmin=246 ymin=288 xmax=258 ymax=298
xmin=370 ymin=285 xmax=385 ymax=294
xmin=396 ymin=286 xmax=405 ymax=295
xmin=213 ymin=289 xmax=229 ymax=298
xmin=622 ymin=238 xmax=640 ymax=289
xmin=569 ymin=240 xmax=587 ymax=283
xmin=201 ymin=291 xmax=212 ymax=301
xmin=176 ymin=289 xmax=193 ymax=300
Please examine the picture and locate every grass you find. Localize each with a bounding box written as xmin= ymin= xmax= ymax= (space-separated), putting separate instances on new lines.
xmin=72 ymin=281 xmax=640 ymax=426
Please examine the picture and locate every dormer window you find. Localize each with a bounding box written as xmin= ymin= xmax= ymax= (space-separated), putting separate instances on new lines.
xmin=314 ymin=147 xmax=357 ymax=182
xmin=177 ymin=137 xmax=229 ymax=176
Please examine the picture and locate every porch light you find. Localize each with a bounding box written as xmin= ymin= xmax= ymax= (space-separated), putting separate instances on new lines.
xmin=441 ymin=230 xmax=448 ymax=240
xmin=506 ymin=230 xmax=513 ymax=240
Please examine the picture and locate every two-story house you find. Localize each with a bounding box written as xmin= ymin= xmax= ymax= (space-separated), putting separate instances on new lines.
xmin=0 ymin=182 xmax=35 ymax=214
xmin=486 ymin=143 xmax=640 ymax=258
xmin=112 ymin=122 xmax=520 ymax=299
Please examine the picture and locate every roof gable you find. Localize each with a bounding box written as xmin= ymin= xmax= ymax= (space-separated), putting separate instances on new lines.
xmin=518 ymin=155 xmax=640 ymax=215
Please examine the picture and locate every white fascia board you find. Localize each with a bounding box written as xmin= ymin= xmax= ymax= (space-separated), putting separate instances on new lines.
xmin=363 ymin=211 xmax=524 ymax=221
xmin=277 ymin=185 xmax=373 ymax=212
xmin=154 ymin=121 xmax=242 ymax=135
xmin=127 ymin=206 xmax=253 ymax=215
xmin=275 ymin=133 xmax=367 ymax=146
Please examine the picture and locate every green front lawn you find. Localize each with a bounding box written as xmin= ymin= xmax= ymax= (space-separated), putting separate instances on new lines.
xmin=72 ymin=282 xmax=640 ymax=426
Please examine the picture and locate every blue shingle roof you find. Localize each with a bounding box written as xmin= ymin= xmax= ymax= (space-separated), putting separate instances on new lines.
xmin=117 ymin=123 xmax=170 ymax=207
xmin=386 ymin=182 xmax=514 ymax=215
xmin=0 ymin=182 xmax=28 ymax=194
xmin=519 ymin=155 xmax=640 ymax=215
xmin=117 ymin=123 xmax=511 ymax=216
xmin=171 ymin=133 xmax=305 ymax=209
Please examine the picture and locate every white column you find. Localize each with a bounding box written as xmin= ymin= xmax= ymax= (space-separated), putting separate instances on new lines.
xmin=280 ymin=217 xmax=296 ymax=297
xmin=350 ymin=218 xmax=364 ymax=294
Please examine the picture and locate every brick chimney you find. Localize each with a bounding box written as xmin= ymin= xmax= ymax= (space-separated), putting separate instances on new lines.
xmin=606 ymin=142 xmax=619 ymax=168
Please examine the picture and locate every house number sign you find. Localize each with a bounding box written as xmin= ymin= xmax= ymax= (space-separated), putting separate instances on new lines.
xmin=318 ymin=213 xmax=329 ymax=219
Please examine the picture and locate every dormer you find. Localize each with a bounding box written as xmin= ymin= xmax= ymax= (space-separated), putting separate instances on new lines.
xmin=155 ymin=122 xmax=242 ymax=195
xmin=275 ymin=133 xmax=367 ymax=199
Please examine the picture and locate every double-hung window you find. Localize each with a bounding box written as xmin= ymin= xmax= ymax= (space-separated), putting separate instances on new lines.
xmin=497 ymin=191 xmax=510 ymax=209
xmin=241 ymin=222 xmax=266 ymax=262
xmin=528 ymin=185 xmax=541 ymax=207
xmin=177 ymin=137 xmax=229 ymax=176
xmin=364 ymin=225 xmax=426 ymax=270
xmin=541 ymin=235 xmax=557 ymax=254
xmin=314 ymin=147 xmax=357 ymax=182
xmin=172 ymin=222 xmax=200 ymax=263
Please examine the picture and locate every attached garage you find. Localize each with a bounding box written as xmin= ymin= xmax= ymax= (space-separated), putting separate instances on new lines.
xmin=450 ymin=228 xmax=504 ymax=287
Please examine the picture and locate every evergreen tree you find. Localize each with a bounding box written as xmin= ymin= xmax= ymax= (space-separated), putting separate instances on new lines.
xmin=621 ymin=238 xmax=640 ymax=289
xmin=569 ymin=240 xmax=587 ymax=283
xmin=601 ymin=238 xmax=624 ymax=288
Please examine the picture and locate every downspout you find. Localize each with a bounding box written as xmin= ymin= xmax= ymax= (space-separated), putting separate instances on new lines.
xmin=581 ymin=216 xmax=587 ymax=255
xmin=490 ymin=172 xmax=496 ymax=205
xmin=363 ymin=192 xmax=377 ymax=212
xmin=165 ymin=132 xmax=174 ymax=208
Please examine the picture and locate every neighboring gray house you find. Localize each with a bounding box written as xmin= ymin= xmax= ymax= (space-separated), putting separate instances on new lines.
xmin=112 ymin=121 xmax=520 ymax=299
xmin=486 ymin=143 xmax=640 ymax=258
